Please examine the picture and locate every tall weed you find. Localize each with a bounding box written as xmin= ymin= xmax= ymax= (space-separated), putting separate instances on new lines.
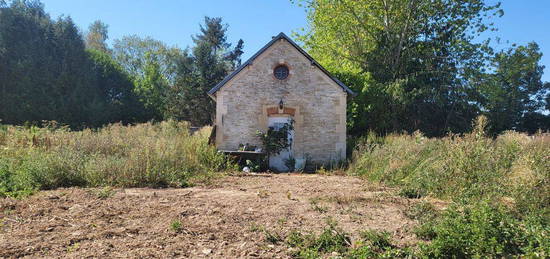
xmin=348 ymin=117 xmax=549 ymax=217
xmin=0 ymin=121 xmax=235 ymax=197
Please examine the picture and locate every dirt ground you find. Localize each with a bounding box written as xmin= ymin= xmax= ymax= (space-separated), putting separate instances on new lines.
xmin=1 ymin=174 xmax=432 ymax=258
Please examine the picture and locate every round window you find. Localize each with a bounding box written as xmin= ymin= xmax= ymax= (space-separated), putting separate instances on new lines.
xmin=273 ymin=65 xmax=289 ymax=80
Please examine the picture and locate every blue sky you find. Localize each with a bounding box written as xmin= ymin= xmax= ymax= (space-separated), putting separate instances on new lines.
xmin=41 ymin=0 xmax=549 ymax=81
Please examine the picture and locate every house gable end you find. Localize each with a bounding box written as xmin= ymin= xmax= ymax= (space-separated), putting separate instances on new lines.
xmin=207 ymin=32 xmax=355 ymax=97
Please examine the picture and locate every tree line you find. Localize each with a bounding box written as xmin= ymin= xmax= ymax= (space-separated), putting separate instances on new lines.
xmin=0 ymin=0 xmax=243 ymax=128
xmin=296 ymin=0 xmax=550 ymax=136
xmin=1 ymin=0 xmax=549 ymax=136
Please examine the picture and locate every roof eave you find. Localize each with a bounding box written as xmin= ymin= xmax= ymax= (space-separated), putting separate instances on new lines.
xmin=207 ymin=32 xmax=356 ymax=97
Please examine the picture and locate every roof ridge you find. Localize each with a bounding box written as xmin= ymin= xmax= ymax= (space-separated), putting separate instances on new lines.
xmin=207 ymin=32 xmax=356 ymax=97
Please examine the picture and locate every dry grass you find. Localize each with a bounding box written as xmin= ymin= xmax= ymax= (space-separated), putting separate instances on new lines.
xmin=348 ymin=117 xmax=549 ymax=217
xmin=346 ymin=117 xmax=549 ymax=257
xmin=0 ymin=121 xmax=236 ymax=197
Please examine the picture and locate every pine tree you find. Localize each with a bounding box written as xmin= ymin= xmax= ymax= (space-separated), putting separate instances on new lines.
xmin=168 ymin=16 xmax=244 ymax=126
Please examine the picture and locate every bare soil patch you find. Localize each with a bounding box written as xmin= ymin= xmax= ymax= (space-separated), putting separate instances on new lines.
xmin=1 ymin=174 xmax=427 ymax=258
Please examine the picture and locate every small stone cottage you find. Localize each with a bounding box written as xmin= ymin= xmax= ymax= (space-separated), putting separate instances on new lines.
xmin=208 ymin=32 xmax=354 ymax=171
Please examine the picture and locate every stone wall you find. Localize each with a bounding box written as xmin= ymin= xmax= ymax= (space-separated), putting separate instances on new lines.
xmin=214 ymin=39 xmax=348 ymax=165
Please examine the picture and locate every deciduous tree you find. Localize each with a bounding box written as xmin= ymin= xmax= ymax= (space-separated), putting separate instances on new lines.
xmin=295 ymin=0 xmax=506 ymax=136
xmin=85 ymin=20 xmax=110 ymax=53
xmin=481 ymin=43 xmax=550 ymax=133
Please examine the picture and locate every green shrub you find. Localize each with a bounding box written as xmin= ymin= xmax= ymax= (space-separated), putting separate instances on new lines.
xmin=94 ymin=187 xmax=115 ymax=199
xmin=286 ymin=230 xmax=306 ymax=248
xmin=0 ymin=121 xmax=236 ymax=198
xmin=312 ymin=223 xmax=351 ymax=254
xmin=405 ymin=201 xmax=438 ymax=221
xmin=359 ymin=229 xmax=393 ymax=251
xmin=348 ymin=118 xmax=550 ymax=258
xmin=284 ymin=221 xmax=414 ymax=259
xmin=0 ymin=156 xmax=37 ymax=198
xmin=284 ymin=221 xmax=350 ymax=257
xmin=418 ymin=202 xmax=549 ymax=258
xmin=348 ymin=118 xmax=549 ymax=258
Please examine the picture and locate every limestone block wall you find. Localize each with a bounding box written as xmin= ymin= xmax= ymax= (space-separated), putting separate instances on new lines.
xmin=214 ymin=39 xmax=347 ymax=165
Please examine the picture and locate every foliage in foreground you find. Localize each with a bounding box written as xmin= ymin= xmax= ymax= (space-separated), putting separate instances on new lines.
xmin=344 ymin=116 xmax=549 ymax=258
xmin=274 ymin=206 xmax=547 ymax=259
xmin=291 ymin=227 xmax=412 ymax=258
xmin=264 ymin=220 xmax=409 ymax=259
xmin=417 ymin=202 xmax=549 ymax=258
xmin=0 ymin=121 xmax=236 ymax=198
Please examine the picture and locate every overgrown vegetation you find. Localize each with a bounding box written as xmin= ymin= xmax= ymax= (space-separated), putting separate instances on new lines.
xmin=276 ymin=211 xmax=548 ymax=258
xmin=1 ymin=1 xmax=548 ymax=257
xmin=256 ymin=119 xmax=294 ymax=157
xmin=0 ymin=121 xmax=236 ymax=198
xmin=349 ymin=116 xmax=549 ymax=215
xmin=345 ymin=116 xmax=549 ymax=258
xmin=417 ymin=202 xmax=549 ymax=258
xmin=296 ymin=0 xmax=549 ymax=136
xmin=267 ymin=220 xmax=412 ymax=258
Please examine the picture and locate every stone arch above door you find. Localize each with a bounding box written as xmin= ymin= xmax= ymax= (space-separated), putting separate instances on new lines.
xmin=266 ymin=107 xmax=295 ymax=116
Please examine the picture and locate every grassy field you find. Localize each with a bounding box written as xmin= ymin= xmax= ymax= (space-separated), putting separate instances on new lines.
xmin=0 ymin=121 xmax=236 ymax=198
xmin=343 ymin=117 xmax=549 ymax=258
xmin=349 ymin=117 xmax=549 ymax=214
xmin=0 ymin=118 xmax=548 ymax=258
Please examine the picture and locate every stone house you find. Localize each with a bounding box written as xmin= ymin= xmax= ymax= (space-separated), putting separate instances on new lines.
xmin=208 ymin=33 xmax=354 ymax=171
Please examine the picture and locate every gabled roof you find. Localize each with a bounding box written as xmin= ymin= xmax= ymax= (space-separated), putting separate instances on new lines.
xmin=207 ymin=32 xmax=356 ymax=97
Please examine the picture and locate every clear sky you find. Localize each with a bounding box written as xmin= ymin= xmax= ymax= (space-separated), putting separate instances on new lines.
xmin=41 ymin=0 xmax=549 ymax=81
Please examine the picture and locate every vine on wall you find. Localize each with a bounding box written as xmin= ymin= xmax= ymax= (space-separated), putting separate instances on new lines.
xmin=256 ymin=118 xmax=294 ymax=157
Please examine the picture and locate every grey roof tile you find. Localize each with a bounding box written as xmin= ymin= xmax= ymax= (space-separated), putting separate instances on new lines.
xmin=207 ymin=32 xmax=356 ymax=97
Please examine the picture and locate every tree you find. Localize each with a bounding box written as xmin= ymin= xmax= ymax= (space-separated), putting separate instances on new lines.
xmin=481 ymin=43 xmax=550 ymax=133
xmin=0 ymin=0 xmax=146 ymax=127
xmin=227 ymin=39 xmax=244 ymax=69
xmin=295 ymin=0 xmax=503 ymax=136
xmin=192 ymin=17 xmax=230 ymax=53
xmin=85 ymin=20 xmax=110 ymax=53
xmin=0 ymin=0 xmax=97 ymax=126
xmin=133 ymin=52 xmax=169 ymax=120
xmin=167 ymin=16 xmax=244 ymax=126
xmin=113 ymin=35 xmax=182 ymax=85
xmin=112 ymin=35 xmax=183 ymax=120
xmin=87 ymin=49 xmax=146 ymax=124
